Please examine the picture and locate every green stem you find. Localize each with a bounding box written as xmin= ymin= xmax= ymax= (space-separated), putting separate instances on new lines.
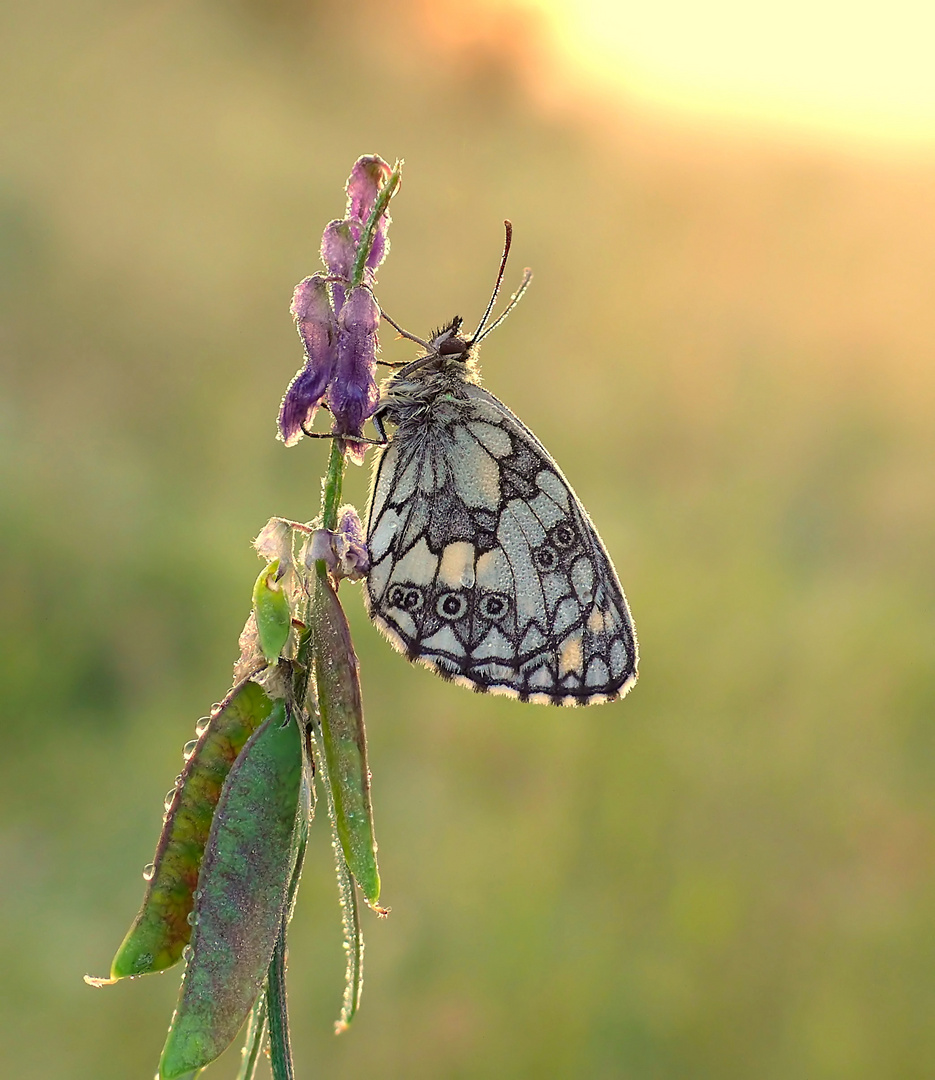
xmin=261 ymin=159 xmax=403 ymax=1071
xmin=266 ymin=917 xmax=294 ymax=1080
xmin=320 ymin=438 xmax=346 ymax=533
xmin=261 ymin=701 xmax=312 ymax=1080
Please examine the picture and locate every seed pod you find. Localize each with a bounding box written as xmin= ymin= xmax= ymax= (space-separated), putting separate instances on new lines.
xmin=109 ymin=680 xmax=274 ymax=980
xmin=159 ymin=704 xmax=303 ymax=1079
xmin=310 ymin=569 xmax=380 ymax=905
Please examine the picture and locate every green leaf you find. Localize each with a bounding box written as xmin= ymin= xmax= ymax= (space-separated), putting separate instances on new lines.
xmin=158 ymin=704 xmax=303 ymax=1080
xmin=307 ymin=724 xmax=365 ymax=1031
xmin=110 ymin=680 xmax=274 ymax=979
xmin=252 ymin=557 xmax=292 ymax=663
xmin=310 ymin=570 xmax=381 ymax=905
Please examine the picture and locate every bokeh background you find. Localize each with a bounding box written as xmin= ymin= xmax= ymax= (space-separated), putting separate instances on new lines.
xmin=3 ymin=1 xmax=935 ymax=1077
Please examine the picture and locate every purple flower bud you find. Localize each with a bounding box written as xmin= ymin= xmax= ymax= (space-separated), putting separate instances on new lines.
xmin=335 ymin=505 xmax=370 ymax=579
xmin=320 ymin=219 xmax=357 ymax=281
xmin=346 ymin=156 xmax=392 ymax=223
xmin=253 ymin=518 xmax=295 ymax=583
xmin=327 ymin=287 xmax=379 ymax=459
xmin=302 ymin=508 xmax=370 ymax=582
xmin=345 ymin=156 xmax=393 ymax=284
xmin=278 ymin=276 xmax=338 ymax=447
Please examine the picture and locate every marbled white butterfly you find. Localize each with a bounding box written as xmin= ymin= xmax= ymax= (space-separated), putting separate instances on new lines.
xmin=364 ymin=223 xmax=638 ymax=705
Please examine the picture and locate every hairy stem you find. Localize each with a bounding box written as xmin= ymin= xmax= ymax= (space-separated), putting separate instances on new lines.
xmin=266 ymin=916 xmax=294 ymax=1080
xmin=320 ymin=438 xmax=346 ymax=533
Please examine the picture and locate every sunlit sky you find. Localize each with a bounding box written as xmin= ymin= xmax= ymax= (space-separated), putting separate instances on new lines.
xmin=518 ymin=0 xmax=935 ymax=146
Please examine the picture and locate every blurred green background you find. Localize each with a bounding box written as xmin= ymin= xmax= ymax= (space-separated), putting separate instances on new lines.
xmin=3 ymin=2 xmax=935 ymax=1077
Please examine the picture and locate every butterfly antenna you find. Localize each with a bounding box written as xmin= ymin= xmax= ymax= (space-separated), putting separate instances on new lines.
xmin=470 ymin=220 xmax=514 ymax=343
xmin=379 ymin=306 xmax=430 ymax=350
xmin=475 ymin=266 xmax=532 ymax=343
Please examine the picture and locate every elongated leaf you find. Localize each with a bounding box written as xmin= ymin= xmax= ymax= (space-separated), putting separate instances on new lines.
xmin=110 ymin=680 xmax=274 ymax=979
xmin=307 ymin=724 xmax=364 ymax=1031
xmin=159 ymin=704 xmax=303 ymax=1080
xmin=310 ymin=570 xmax=380 ymax=904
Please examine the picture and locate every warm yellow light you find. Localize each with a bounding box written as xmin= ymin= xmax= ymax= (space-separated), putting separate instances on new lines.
xmin=522 ymin=0 xmax=935 ymax=145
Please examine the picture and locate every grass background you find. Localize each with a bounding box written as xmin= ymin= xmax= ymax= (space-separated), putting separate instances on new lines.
xmin=2 ymin=1 xmax=934 ymax=1076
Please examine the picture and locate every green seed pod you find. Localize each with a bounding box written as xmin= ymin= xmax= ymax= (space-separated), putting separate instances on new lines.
xmin=159 ymin=704 xmax=303 ymax=1079
xmin=252 ymin=557 xmax=292 ymax=664
xmin=310 ymin=569 xmax=380 ymax=905
xmin=109 ymin=680 xmax=274 ymax=980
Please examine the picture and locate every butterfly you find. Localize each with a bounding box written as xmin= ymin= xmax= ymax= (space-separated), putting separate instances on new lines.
xmin=363 ymin=222 xmax=638 ymax=706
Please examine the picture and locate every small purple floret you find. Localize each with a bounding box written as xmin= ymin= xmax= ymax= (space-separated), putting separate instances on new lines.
xmin=278 ymin=275 xmax=337 ymax=447
xmin=335 ymin=505 xmax=370 ymax=578
xmin=346 ymin=157 xmax=392 ymax=223
xmin=320 ymin=220 xmax=357 ymax=280
xmin=327 ymin=287 xmax=380 ymax=458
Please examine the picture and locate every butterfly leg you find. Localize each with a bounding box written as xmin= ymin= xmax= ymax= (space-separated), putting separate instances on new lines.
xmin=299 ymin=423 xmax=388 ymax=447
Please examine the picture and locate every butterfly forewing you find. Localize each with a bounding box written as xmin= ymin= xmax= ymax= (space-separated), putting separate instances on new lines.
xmin=364 ymin=384 xmax=638 ymax=705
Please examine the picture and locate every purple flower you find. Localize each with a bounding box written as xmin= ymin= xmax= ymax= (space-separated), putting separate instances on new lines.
xmin=278 ymin=275 xmax=337 ymax=447
xmin=278 ymin=155 xmax=396 ymax=455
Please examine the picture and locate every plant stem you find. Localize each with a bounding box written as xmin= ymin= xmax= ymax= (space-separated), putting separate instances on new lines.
xmin=260 ymin=701 xmax=312 ymax=1080
xmin=266 ymin=916 xmax=294 ymax=1080
xmin=262 ymin=159 xmax=402 ymax=1076
xmin=320 ymin=439 xmax=345 ymax=533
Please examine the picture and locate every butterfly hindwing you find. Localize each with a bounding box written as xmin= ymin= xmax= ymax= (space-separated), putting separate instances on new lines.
xmin=364 ymin=385 xmax=638 ymax=705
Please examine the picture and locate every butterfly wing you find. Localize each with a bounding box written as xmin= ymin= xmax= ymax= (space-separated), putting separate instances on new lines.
xmin=364 ymin=384 xmax=638 ymax=705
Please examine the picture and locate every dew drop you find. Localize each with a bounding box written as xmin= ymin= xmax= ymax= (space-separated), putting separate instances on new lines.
xmin=142 ymin=863 xmax=155 ymax=881
xmin=186 ymin=910 xmax=197 ymax=926
xmin=182 ymin=739 xmax=198 ymax=761
xmin=195 ymin=717 xmax=210 ymax=736
xmin=164 ymin=789 xmax=177 ymax=811
xmin=182 ymin=944 xmax=193 ymax=962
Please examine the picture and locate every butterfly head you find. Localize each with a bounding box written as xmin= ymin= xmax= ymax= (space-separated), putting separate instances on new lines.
xmin=403 ymin=316 xmax=477 ymax=383
xmin=428 ymin=316 xmax=474 ymax=361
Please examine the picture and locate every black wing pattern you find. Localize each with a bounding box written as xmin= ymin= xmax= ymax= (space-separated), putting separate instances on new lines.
xmin=364 ymin=385 xmax=638 ymax=705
